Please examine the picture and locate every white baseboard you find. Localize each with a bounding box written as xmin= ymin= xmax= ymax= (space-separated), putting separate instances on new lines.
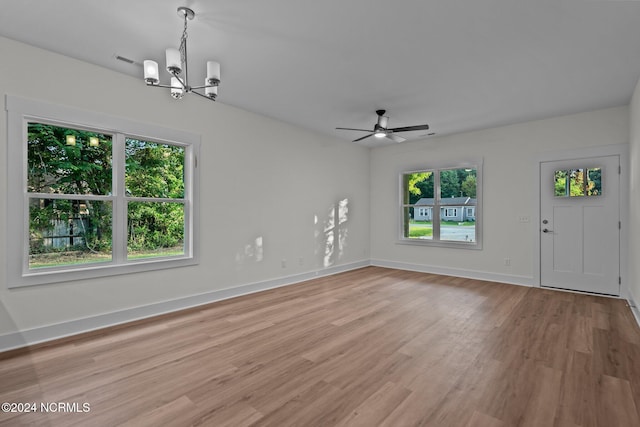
xmin=370 ymin=258 xmax=535 ymax=287
xmin=0 ymin=260 xmax=370 ymax=353
xmin=10 ymin=259 xmax=633 ymax=354
xmin=628 ymin=289 xmax=640 ymax=330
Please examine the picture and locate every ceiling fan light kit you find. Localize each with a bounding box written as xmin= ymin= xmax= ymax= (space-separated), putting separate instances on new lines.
xmin=143 ymin=6 xmax=221 ymax=101
xmin=336 ymin=109 xmax=430 ymax=143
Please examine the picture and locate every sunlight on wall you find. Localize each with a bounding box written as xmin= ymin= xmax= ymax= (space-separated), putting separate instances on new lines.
xmin=235 ymin=236 xmax=264 ymax=266
xmin=315 ymin=198 xmax=349 ymax=268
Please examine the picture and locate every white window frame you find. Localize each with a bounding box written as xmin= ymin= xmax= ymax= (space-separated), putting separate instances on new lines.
xmin=399 ymin=160 xmax=482 ymax=249
xmin=6 ymin=96 xmax=200 ymax=288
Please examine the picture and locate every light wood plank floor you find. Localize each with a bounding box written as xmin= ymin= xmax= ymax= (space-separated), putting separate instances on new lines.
xmin=1 ymin=267 xmax=640 ymax=426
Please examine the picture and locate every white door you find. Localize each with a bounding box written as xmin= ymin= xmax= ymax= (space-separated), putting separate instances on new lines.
xmin=540 ymin=156 xmax=620 ymax=295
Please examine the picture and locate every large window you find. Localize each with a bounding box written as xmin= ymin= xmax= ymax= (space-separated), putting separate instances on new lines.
xmin=7 ymin=96 xmax=200 ymax=287
xmin=401 ymin=162 xmax=482 ymax=248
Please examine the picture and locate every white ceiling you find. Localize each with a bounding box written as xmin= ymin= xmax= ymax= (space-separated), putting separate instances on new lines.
xmin=2 ymin=0 xmax=640 ymax=146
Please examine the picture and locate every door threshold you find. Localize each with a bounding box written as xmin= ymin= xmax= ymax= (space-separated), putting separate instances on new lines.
xmin=541 ymin=285 xmax=620 ymax=298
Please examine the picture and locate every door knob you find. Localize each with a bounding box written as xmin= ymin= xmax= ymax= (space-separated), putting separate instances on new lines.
xmin=542 ymin=228 xmax=553 ymax=233
xmin=542 ymin=219 xmax=548 ymax=224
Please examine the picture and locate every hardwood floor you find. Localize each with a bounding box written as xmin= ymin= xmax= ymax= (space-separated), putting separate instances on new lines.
xmin=1 ymin=266 xmax=639 ymax=426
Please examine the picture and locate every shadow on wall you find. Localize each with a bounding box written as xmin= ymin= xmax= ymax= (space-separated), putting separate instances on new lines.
xmin=315 ymin=198 xmax=349 ymax=268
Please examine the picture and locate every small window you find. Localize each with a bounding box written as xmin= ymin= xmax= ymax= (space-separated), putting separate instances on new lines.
xmin=401 ymin=162 xmax=482 ymax=248
xmin=554 ymin=167 xmax=602 ymax=197
xmin=444 ymin=208 xmax=458 ymax=217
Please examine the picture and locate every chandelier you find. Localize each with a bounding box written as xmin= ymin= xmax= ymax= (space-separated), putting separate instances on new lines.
xmin=143 ymin=7 xmax=220 ymax=101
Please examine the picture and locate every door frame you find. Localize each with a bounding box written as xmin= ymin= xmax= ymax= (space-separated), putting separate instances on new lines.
xmin=533 ymin=143 xmax=630 ymax=297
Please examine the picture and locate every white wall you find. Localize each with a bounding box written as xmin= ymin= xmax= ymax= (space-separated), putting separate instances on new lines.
xmin=0 ymin=36 xmax=370 ymax=344
xmin=370 ymin=106 xmax=629 ymax=285
xmin=629 ymin=77 xmax=640 ymax=308
xmin=1 ymin=33 xmax=636 ymax=349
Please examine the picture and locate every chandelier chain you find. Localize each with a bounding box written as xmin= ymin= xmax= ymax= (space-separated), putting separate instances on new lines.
xmin=179 ymin=14 xmax=188 ymax=68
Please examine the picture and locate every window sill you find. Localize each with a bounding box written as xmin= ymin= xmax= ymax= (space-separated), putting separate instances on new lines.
xmin=9 ymin=256 xmax=198 ymax=289
xmin=396 ymin=239 xmax=483 ymax=250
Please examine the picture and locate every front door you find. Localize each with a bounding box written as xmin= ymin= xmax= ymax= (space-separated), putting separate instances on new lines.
xmin=540 ymin=156 xmax=620 ymax=295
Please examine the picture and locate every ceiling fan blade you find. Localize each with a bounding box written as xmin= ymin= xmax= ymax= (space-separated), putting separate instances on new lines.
xmin=386 ymin=133 xmax=406 ymax=143
xmin=388 ymin=124 xmax=430 ymax=133
xmin=336 ymin=127 xmax=373 ymax=132
xmin=353 ymin=133 xmax=374 ymax=142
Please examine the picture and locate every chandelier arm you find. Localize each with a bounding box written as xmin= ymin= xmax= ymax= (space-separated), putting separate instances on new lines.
xmin=147 ymin=83 xmax=176 ymax=89
xmin=190 ymin=83 xmax=218 ymax=90
xmin=191 ymin=90 xmax=215 ymax=101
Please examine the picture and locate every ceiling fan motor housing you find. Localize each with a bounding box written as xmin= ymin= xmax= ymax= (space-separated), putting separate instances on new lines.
xmin=376 ymin=111 xmax=389 ymax=129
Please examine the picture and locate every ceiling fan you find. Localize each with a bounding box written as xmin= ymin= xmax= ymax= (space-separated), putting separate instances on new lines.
xmin=336 ymin=109 xmax=430 ymax=143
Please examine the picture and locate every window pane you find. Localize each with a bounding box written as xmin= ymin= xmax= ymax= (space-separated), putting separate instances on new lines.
xmin=440 ymin=219 xmax=476 ymax=242
xmin=402 ymin=171 xmax=434 ymax=239
xmin=29 ymin=198 xmax=112 ymax=269
xmin=403 ymin=171 xmax=434 ymax=204
xmin=27 ymin=123 xmax=112 ymax=195
xmin=404 ymin=207 xmax=433 ymax=240
xmin=127 ymin=202 xmax=185 ymax=259
xmin=440 ymin=168 xmax=477 ymax=242
xmin=125 ymin=139 xmax=185 ymax=198
xmin=587 ymin=168 xmax=602 ymax=196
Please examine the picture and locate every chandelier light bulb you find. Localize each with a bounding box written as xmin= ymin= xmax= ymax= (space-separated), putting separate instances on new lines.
xmin=206 ymin=61 xmax=221 ymax=85
xmin=170 ymin=77 xmax=184 ymax=99
xmin=143 ymin=60 xmax=159 ymax=85
xmin=166 ymin=48 xmax=182 ymax=74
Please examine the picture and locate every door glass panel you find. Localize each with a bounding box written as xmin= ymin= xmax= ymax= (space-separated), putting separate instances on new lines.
xmin=555 ymin=168 xmax=602 ymax=197
xmin=568 ymin=169 xmax=585 ymax=197
xmin=587 ymin=168 xmax=602 ymax=196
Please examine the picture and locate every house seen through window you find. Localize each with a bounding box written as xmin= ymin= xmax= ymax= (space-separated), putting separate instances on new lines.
xmin=401 ymin=164 xmax=482 ymax=247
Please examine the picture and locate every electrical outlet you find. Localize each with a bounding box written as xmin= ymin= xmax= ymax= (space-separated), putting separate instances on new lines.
xmin=504 ymin=258 xmax=511 ymax=266
xmin=281 ymin=259 xmax=287 ymax=268
xmin=519 ymin=216 xmax=530 ymax=223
